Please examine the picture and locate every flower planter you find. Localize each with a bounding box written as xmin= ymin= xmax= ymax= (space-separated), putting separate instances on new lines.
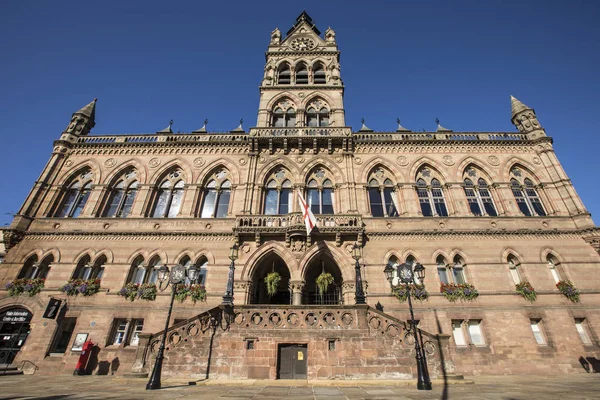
xmin=440 ymin=283 xmax=479 ymax=302
xmin=515 ymin=281 xmax=537 ymax=302
xmin=5 ymin=278 xmax=45 ymax=297
xmin=173 ymin=284 xmax=207 ymax=304
xmin=60 ymin=278 xmax=101 ymax=297
xmin=556 ymin=281 xmax=580 ymax=303
xmin=393 ymin=284 xmax=429 ymax=302
xmin=118 ymin=283 xmax=157 ymax=302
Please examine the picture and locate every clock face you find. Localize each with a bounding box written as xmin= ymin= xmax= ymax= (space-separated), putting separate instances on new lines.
xmin=290 ymin=37 xmax=316 ymax=51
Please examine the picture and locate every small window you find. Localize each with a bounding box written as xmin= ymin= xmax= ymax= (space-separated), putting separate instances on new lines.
xmin=110 ymin=318 xmax=144 ymax=346
xmin=575 ymin=319 xmax=593 ymax=345
xmin=437 ymin=257 xmax=449 ymax=285
xmin=328 ymin=339 xmax=336 ymax=351
xmin=508 ymin=255 xmax=522 ymax=285
xmin=50 ymin=317 xmax=77 ymax=354
xmin=113 ymin=319 xmax=128 ymax=345
xmin=295 ymin=64 xmax=308 ymax=84
xmin=467 ymin=320 xmax=485 ymax=346
xmin=246 ymin=340 xmax=255 ymax=350
xmin=452 ymin=320 xmax=467 ymax=346
xmin=530 ymin=319 xmax=546 ymax=345
xmin=278 ymin=64 xmax=291 ymax=84
xmin=314 ymin=64 xmax=326 ymax=84
xmin=130 ymin=320 xmax=144 ymax=346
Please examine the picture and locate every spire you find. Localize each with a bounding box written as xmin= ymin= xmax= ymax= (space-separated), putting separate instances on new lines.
xmin=63 ymin=98 xmax=97 ymax=136
xmin=287 ymin=11 xmax=320 ymax=36
xmin=396 ymin=118 xmax=410 ymax=132
xmin=192 ymin=119 xmax=208 ymax=134
xmin=230 ymin=118 xmax=246 ymax=133
xmin=510 ymin=95 xmax=544 ymax=135
xmin=358 ymin=118 xmax=373 ymax=132
xmin=435 ymin=118 xmax=452 ymax=132
xmin=510 ymin=95 xmax=531 ymax=119
xmin=157 ymin=119 xmax=173 ymax=134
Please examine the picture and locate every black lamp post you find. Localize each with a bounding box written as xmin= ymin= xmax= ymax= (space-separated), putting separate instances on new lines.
xmin=221 ymin=243 xmax=239 ymax=306
xmin=383 ymin=262 xmax=432 ymax=391
xmin=146 ymin=263 xmax=199 ymax=390
xmin=351 ymin=243 xmax=366 ymax=305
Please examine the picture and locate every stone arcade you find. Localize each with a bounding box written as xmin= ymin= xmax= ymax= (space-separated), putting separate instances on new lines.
xmin=1 ymin=12 xmax=600 ymax=379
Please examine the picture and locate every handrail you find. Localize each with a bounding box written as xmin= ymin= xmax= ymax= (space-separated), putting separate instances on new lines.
xmin=20 ymin=359 xmax=40 ymax=374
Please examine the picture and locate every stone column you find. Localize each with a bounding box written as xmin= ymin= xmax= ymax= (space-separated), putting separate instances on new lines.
xmin=342 ymin=281 xmax=355 ymax=304
xmin=131 ymin=184 xmax=153 ymax=217
xmin=402 ymin=185 xmax=419 ymax=216
xmin=290 ymin=281 xmax=305 ymax=305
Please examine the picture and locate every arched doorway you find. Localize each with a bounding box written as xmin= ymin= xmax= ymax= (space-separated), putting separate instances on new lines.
xmin=304 ymin=257 xmax=343 ymax=305
xmin=0 ymin=308 xmax=32 ymax=365
xmin=250 ymin=253 xmax=291 ymax=305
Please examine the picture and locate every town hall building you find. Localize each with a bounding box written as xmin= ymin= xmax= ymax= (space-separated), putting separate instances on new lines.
xmin=1 ymin=12 xmax=600 ymax=380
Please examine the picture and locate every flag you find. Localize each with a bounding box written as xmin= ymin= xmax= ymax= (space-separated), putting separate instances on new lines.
xmin=297 ymin=188 xmax=317 ymax=235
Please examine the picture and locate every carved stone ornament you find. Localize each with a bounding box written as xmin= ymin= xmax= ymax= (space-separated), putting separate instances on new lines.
xmin=104 ymin=158 xmax=116 ymax=168
xmin=149 ymin=158 xmax=161 ymax=168
xmin=354 ymin=157 xmax=362 ymax=165
xmin=290 ymin=37 xmax=316 ymax=51
xmin=533 ymin=157 xmax=541 ymax=165
xmin=335 ymin=156 xmax=344 ymax=164
xmin=241 ymin=244 xmax=251 ymax=253
xmin=239 ymin=158 xmax=248 ymax=166
xmin=193 ymin=157 xmax=205 ymax=168
xmin=64 ymin=159 xmax=74 ymax=167
xmin=258 ymin=156 xmax=267 ymax=164
xmin=442 ymin=155 xmax=455 ymax=166
xmin=296 ymin=156 xmax=304 ymax=163
xmin=396 ymin=156 xmax=409 ymax=166
xmin=291 ymin=238 xmax=306 ymax=253
xmin=487 ymin=155 xmax=500 ymax=166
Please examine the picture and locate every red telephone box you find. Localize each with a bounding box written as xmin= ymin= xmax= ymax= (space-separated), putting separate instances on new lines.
xmin=73 ymin=340 xmax=94 ymax=375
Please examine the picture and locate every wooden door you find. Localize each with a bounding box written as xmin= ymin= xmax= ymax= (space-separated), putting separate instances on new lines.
xmin=277 ymin=344 xmax=307 ymax=379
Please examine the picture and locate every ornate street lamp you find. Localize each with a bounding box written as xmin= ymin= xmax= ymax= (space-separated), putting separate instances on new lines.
xmin=221 ymin=243 xmax=239 ymax=306
xmin=351 ymin=243 xmax=366 ymax=305
xmin=146 ymin=263 xmax=199 ymax=390
xmin=384 ymin=262 xmax=432 ymax=391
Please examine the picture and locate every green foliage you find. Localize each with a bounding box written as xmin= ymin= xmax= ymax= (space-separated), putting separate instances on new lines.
xmin=440 ymin=283 xmax=479 ymax=302
xmin=316 ymin=272 xmax=335 ymax=295
xmin=59 ymin=278 xmax=101 ymax=297
xmin=393 ymin=284 xmax=429 ymax=303
xmin=174 ymin=284 xmax=207 ymax=304
xmin=265 ymin=272 xmax=282 ymax=297
xmin=557 ymin=281 xmax=580 ymax=303
xmin=5 ymin=278 xmax=45 ymax=297
xmin=118 ymin=283 xmax=157 ymax=302
xmin=515 ymin=281 xmax=537 ymax=302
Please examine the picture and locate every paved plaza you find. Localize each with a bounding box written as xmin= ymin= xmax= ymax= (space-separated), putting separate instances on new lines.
xmin=0 ymin=374 xmax=598 ymax=399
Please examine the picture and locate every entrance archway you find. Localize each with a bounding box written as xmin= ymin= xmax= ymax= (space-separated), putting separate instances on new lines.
xmin=0 ymin=308 xmax=32 ymax=365
xmin=304 ymin=257 xmax=343 ymax=305
xmin=250 ymin=253 xmax=291 ymax=305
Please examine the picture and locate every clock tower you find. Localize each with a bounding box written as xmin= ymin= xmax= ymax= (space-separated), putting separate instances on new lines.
xmin=256 ymin=11 xmax=346 ymax=129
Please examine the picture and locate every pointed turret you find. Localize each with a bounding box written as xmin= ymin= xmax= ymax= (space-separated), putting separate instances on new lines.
xmin=156 ymin=120 xmax=173 ymax=134
xmin=510 ymin=95 xmax=544 ymax=137
xmin=396 ymin=118 xmax=410 ymax=132
xmin=192 ymin=119 xmax=208 ymax=134
xmin=435 ymin=118 xmax=452 ymax=132
xmin=64 ymin=98 xmax=96 ymax=136
xmin=358 ymin=118 xmax=373 ymax=132
xmin=230 ymin=119 xmax=246 ymax=133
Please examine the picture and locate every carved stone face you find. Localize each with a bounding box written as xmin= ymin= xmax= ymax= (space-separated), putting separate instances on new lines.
xmin=290 ymin=37 xmax=316 ymax=51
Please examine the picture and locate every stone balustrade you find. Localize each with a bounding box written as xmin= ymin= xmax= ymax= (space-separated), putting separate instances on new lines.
xmin=249 ymin=127 xmax=353 ymax=137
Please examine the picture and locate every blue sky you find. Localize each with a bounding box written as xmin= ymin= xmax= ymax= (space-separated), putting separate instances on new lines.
xmin=1 ymin=0 xmax=599 ymax=224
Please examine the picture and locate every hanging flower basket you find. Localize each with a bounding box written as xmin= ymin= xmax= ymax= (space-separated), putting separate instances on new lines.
xmin=174 ymin=284 xmax=190 ymax=303
xmin=60 ymin=278 xmax=101 ymax=297
xmin=118 ymin=283 xmax=157 ymax=302
xmin=515 ymin=281 xmax=537 ymax=302
xmin=5 ymin=278 xmax=45 ymax=297
xmin=557 ymin=281 xmax=580 ymax=303
xmin=393 ymin=284 xmax=429 ymax=303
xmin=265 ymin=272 xmax=281 ymax=297
xmin=316 ymin=272 xmax=334 ymax=295
xmin=189 ymin=285 xmax=207 ymax=304
xmin=440 ymin=283 xmax=479 ymax=302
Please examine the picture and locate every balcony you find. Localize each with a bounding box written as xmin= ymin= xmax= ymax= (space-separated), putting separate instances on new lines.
xmin=234 ymin=213 xmax=363 ymax=235
xmin=249 ymin=127 xmax=352 ymax=137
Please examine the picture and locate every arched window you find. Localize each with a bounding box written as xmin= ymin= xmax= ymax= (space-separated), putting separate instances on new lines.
xmin=103 ymin=169 xmax=138 ymax=218
xmin=72 ymin=255 xmax=105 ymax=280
xmin=387 ymin=256 xmax=400 ymax=286
xmin=18 ymin=255 xmax=51 ymax=279
xmin=547 ymin=254 xmax=563 ymax=284
xmin=306 ymin=107 xmax=329 ymax=127
xmin=272 ymin=107 xmax=296 ymax=127
xmin=415 ymin=168 xmax=448 ymax=217
xmin=462 ymin=167 xmax=498 ymax=216
xmin=295 ymin=63 xmax=308 ymax=84
xmin=55 ymin=170 xmax=93 ymax=218
xmin=264 ymin=168 xmax=293 ymax=215
xmin=306 ymin=168 xmax=334 ymax=215
xmin=507 ymin=254 xmax=522 ymax=285
xmin=367 ymin=167 xmax=399 ymax=217
xmin=436 ymin=255 xmax=449 ymax=284
xmin=200 ymin=169 xmax=232 ymax=218
xmin=196 ymin=256 xmax=209 ymax=285
xmin=152 ymin=170 xmax=185 ymax=218
xmin=406 ymin=255 xmax=422 ymax=285
xmin=452 ymin=256 xmax=466 ymax=284
xmin=313 ymin=63 xmax=326 ymax=84
xmin=277 ymin=63 xmax=291 ymax=84
xmin=510 ymin=168 xmax=546 ymax=216
xmin=129 ymin=255 xmax=161 ymax=285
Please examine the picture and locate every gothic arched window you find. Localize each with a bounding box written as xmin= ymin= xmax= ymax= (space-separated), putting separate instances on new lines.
xmin=367 ymin=167 xmax=399 ymax=217
xmin=462 ymin=167 xmax=497 ymax=216
xmin=306 ymin=168 xmax=334 ymax=215
xmin=129 ymin=255 xmax=161 ymax=285
xmin=72 ymin=255 xmax=105 ymax=280
xmin=507 ymin=254 xmax=522 ymax=285
xmin=271 ymin=104 xmax=296 ymax=128
xmin=547 ymin=254 xmax=564 ymax=284
xmin=277 ymin=63 xmax=291 ymax=84
xmin=17 ymin=255 xmax=52 ymax=279
xmin=452 ymin=256 xmax=466 ymax=284
xmin=295 ymin=63 xmax=308 ymax=84
xmin=436 ymin=255 xmax=449 ymax=284
xmin=510 ymin=168 xmax=546 ymax=216
xmin=152 ymin=169 xmax=185 ymax=218
xmin=103 ymin=169 xmax=138 ymax=218
xmin=313 ymin=63 xmax=326 ymax=84
xmin=264 ymin=168 xmax=293 ymax=215
xmin=200 ymin=169 xmax=232 ymax=218
xmin=415 ymin=167 xmax=448 ymax=217
xmin=55 ymin=170 xmax=93 ymax=218
xmin=307 ymin=107 xmax=329 ymax=127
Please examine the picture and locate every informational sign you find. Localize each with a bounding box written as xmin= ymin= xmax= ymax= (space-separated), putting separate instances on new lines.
xmin=43 ymin=298 xmax=62 ymax=319
xmin=0 ymin=309 xmax=32 ymax=323
xmin=297 ymin=351 xmax=304 ymax=360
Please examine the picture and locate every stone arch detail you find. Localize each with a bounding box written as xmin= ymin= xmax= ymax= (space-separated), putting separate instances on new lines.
xmin=300 ymin=159 xmax=344 ymax=183
xmin=540 ymin=247 xmax=565 ymax=264
xmin=449 ymin=249 xmax=469 ymax=263
xmin=360 ymin=158 xmax=405 ymax=184
xmin=57 ymin=160 xmax=102 ymax=186
xmin=431 ymin=250 xmax=451 ymax=264
xmin=241 ymin=241 xmax=298 ymax=281
xmin=148 ymin=159 xmax=193 ymax=184
xmin=456 ymin=157 xmax=499 ymax=182
xmin=102 ymin=159 xmax=147 ymax=185
xmin=256 ymin=158 xmax=301 ymax=185
xmin=147 ymin=249 xmax=169 ymax=265
xmin=126 ymin=250 xmax=150 ymax=265
xmin=196 ymin=158 xmax=241 ymax=185
xmin=94 ymin=249 xmax=114 ymax=264
xmin=265 ymin=91 xmax=302 ymax=110
xmin=299 ymin=242 xmax=353 ymax=282
xmin=42 ymin=248 xmax=62 ymax=263
xmin=502 ymin=157 xmax=547 ymax=182
xmin=382 ymin=249 xmax=403 ymax=265
xmin=501 ymin=247 xmax=525 ymax=263
xmin=19 ymin=249 xmax=42 ymax=264
xmin=301 ymin=92 xmax=335 ymax=109
xmin=410 ymin=157 xmax=451 ymax=182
